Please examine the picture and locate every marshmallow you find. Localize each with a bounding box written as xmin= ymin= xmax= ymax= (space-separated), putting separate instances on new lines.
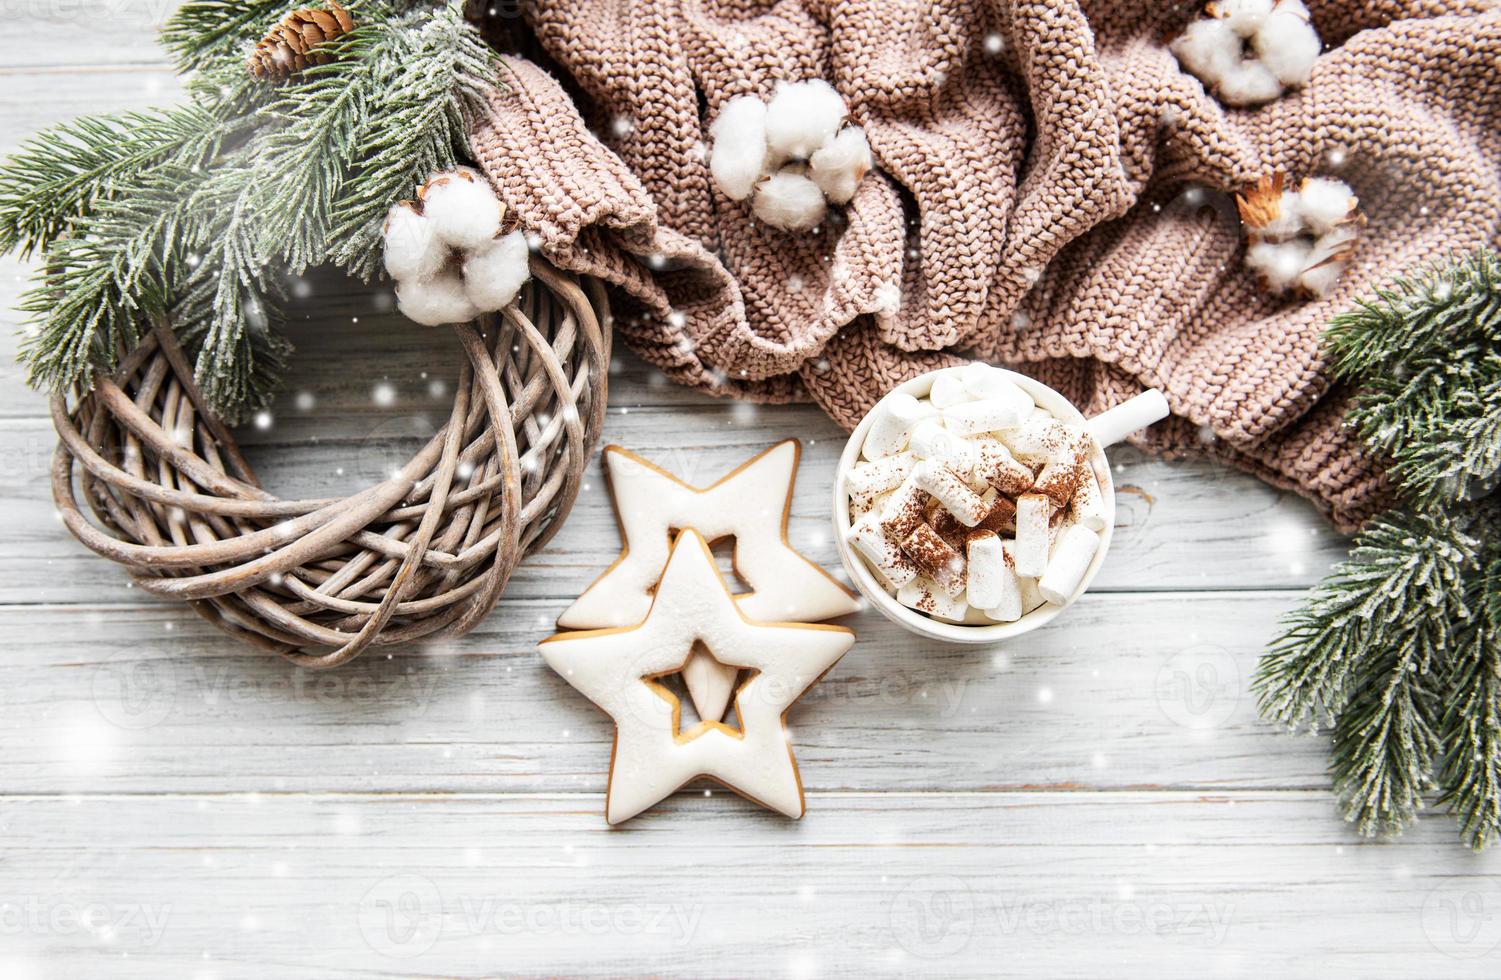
xmin=898 ymin=577 xmax=969 ymax=622
xmin=974 ymin=491 xmax=1018 ymax=536
xmin=849 ymin=486 xmax=885 ymax=520
xmin=964 ymin=532 xmax=1006 ymax=610
xmin=1018 ymin=572 xmax=1048 ymax=614
xmin=944 ymin=396 xmax=1027 ymax=437
xmin=1014 ymin=492 xmax=1052 ymax=578
xmin=985 ymin=540 xmax=1025 ymax=622
xmin=958 ymin=363 xmax=1034 ymax=414
xmin=847 ymin=510 xmax=918 ymax=588
xmin=847 ymin=452 xmax=915 ymax=501
xmin=910 ymin=419 xmax=978 ymax=480
xmin=1070 ymin=465 xmax=1108 ymax=532
xmin=879 ymin=473 xmax=929 ymax=539
xmin=900 ymin=524 xmax=966 ymax=597
xmin=1001 ymin=416 xmax=1071 ymax=462
xmin=927 ymin=372 xmax=971 ymax=409
xmin=1033 ymin=457 xmax=1085 ymax=507
xmin=912 ymin=459 xmax=988 ymax=527
xmin=1084 ymin=389 xmax=1170 ymax=448
xmin=974 ymin=438 xmax=1034 ymax=496
xmin=862 ymin=392 xmax=930 ymax=460
xmin=1038 ymin=525 xmax=1101 ymax=606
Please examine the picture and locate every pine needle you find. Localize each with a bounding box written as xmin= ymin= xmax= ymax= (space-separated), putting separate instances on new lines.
xmin=0 ymin=0 xmax=500 ymax=422
xmin=1261 ymin=251 xmax=1501 ymax=849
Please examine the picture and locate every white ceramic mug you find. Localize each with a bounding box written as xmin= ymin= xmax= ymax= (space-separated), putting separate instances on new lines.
xmin=831 ymin=364 xmax=1165 ymax=644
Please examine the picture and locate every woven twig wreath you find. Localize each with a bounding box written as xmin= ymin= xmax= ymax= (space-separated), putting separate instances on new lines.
xmin=50 ymin=259 xmax=610 ymax=669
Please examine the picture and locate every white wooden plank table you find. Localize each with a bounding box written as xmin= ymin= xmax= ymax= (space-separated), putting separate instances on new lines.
xmin=3 ymin=13 xmax=1499 ymax=978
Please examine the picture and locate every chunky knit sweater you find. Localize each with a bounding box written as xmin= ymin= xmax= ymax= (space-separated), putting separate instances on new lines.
xmin=470 ymin=0 xmax=1501 ymax=530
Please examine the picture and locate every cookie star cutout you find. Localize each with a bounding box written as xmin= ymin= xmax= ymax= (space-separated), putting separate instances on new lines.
xmin=540 ymin=529 xmax=855 ymax=824
xmin=556 ymin=440 xmax=859 ymax=632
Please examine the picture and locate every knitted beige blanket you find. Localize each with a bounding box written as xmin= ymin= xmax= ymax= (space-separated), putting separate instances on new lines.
xmin=471 ymin=0 xmax=1501 ymax=530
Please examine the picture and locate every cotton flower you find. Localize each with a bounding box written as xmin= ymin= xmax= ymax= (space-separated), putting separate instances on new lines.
xmin=1255 ymin=0 xmax=1321 ymax=85
xmin=708 ymin=95 xmax=770 ymax=201
xmin=1238 ymin=172 xmax=1361 ymax=298
xmin=462 ymin=229 xmax=532 ymax=311
xmin=752 ymin=169 xmax=827 ymax=231
xmin=383 ymin=169 xmax=532 ymax=327
xmin=1296 ymin=177 xmax=1357 ymax=235
xmin=1170 ymin=17 xmax=1241 ymax=81
xmin=397 ymin=271 xmax=480 ymax=326
xmin=1171 ymin=0 xmax=1322 ymax=107
xmin=383 ymin=201 xmax=447 ymax=281
xmin=419 ymin=167 xmax=502 ymax=250
xmin=1217 ymin=62 xmax=1283 ymax=106
xmin=764 ymin=79 xmax=847 ymax=161
xmin=1207 ymin=0 xmax=1272 ymax=34
xmin=1244 ymin=239 xmax=1310 ymax=293
xmin=706 ymin=79 xmax=874 ymax=232
xmin=809 ymin=126 xmax=872 ymax=204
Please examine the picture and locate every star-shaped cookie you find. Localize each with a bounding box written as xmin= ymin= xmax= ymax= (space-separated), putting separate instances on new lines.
xmin=540 ymin=529 xmax=855 ymax=824
xmin=556 ymin=440 xmax=859 ymax=631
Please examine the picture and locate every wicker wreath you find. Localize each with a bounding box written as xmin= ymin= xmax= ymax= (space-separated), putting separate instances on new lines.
xmin=50 ymin=259 xmax=610 ymax=669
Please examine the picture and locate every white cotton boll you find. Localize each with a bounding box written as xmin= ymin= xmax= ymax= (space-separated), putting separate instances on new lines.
xmin=1295 ymin=259 xmax=1345 ymax=298
xmin=1255 ymin=5 xmax=1321 ymax=86
xmin=709 ymin=96 xmax=770 ymax=201
xmin=1245 ymin=239 xmax=1310 ymax=292
xmin=1211 ymin=0 xmax=1274 ymax=36
xmin=752 ymin=169 xmax=828 ymax=231
xmin=1170 ymin=18 xmax=1242 ymax=82
xmin=1256 ymin=190 xmax=1304 ymax=240
xmin=1296 ymin=225 xmax=1358 ymax=298
xmin=397 ymin=271 xmax=480 ymax=326
xmin=809 ymin=126 xmax=872 ymax=204
xmin=420 ymin=169 xmax=503 ymax=250
xmin=462 ymin=229 xmax=532 ymax=312
xmin=1217 ymin=60 xmax=1284 ymax=106
xmin=382 ymin=202 xmax=447 ymax=282
xmin=1297 ymin=178 xmax=1355 ymax=235
xmin=764 ymin=79 xmax=847 ymax=161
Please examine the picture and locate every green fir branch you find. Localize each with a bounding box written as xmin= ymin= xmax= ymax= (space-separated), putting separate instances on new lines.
xmin=327 ymin=3 xmax=498 ymax=278
xmin=1325 ymin=249 xmax=1501 ymax=507
xmin=1262 ymin=249 xmax=1501 ymax=849
xmin=162 ymin=0 xmax=322 ymax=74
xmin=1436 ymin=526 xmax=1501 ymax=849
xmin=0 ymin=105 xmax=227 ymax=259
xmin=1256 ymin=510 xmax=1479 ymax=728
xmin=0 ymin=0 xmax=501 ymax=420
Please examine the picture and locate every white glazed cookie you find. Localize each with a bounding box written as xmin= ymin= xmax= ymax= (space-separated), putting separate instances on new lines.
xmin=540 ymin=530 xmax=855 ymax=824
xmin=558 ymin=440 xmax=860 ymax=630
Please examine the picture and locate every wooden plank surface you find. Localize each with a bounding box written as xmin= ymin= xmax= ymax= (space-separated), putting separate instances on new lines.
xmin=3 ymin=793 xmax=1499 ymax=980
xmin=3 ymin=14 xmax=1494 ymax=980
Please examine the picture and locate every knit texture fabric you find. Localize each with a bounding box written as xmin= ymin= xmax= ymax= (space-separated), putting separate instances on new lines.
xmin=469 ymin=0 xmax=1501 ymax=531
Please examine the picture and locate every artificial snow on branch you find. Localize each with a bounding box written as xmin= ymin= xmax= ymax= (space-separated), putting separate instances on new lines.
xmin=1171 ymin=0 xmax=1322 ymax=107
xmin=1256 ymin=249 xmax=1501 ymax=849
xmin=708 ymin=80 xmax=872 ymax=232
xmin=0 ymin=0 xmax=499 ymax=421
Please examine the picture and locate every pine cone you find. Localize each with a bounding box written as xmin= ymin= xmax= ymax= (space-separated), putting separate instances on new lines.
xmin=248 ymin=1 xmax=355 ymax=81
